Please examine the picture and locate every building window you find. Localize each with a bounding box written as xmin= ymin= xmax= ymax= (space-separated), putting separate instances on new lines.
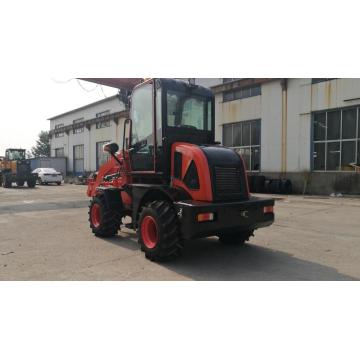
xmin=96 ymin=141 xmax=110 ymax=169
xmin=55 ymin=123 xmax=64 ymax=138
xmin=311 ymin=78 xmax=336 ymax=84
xmin=223 ymin=85 xmax=261 ymax=102
xmin=96 ymin=110 xmax=111 ymax=129
xmin=55 ymin=148 xmax=64 ymax=157
xmin=96 ymin=110 xmax=110 ymax=118
xmin=222 ymin=119 xmax=261 ymax=171
xmin=96 ymin=120 xmax=110 ymax=129
xmin=73 ymin=118 xmax=84 ymax=134
xmin=313 ymin=107 xmax=360 ymax=171
xmin=73 ymin=144 xmax=84 ymax=175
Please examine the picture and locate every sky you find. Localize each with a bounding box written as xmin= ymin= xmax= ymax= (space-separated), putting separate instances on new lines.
xmin=0 ymin=79 xmax=118 ymax=155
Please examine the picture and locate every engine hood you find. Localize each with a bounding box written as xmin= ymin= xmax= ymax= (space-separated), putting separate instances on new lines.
xmin=200 ymin=145 xmax=242 ymax=168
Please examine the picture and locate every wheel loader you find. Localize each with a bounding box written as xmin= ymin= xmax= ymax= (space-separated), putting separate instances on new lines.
xmin=86 ymin=78 xmax=274 ymax=261
xmin=0 ymin=149 xmax=37 ymax=188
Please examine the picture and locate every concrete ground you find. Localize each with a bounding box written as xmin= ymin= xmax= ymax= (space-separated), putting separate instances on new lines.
xmin=0 ymin=183 xmax=359 ymax=280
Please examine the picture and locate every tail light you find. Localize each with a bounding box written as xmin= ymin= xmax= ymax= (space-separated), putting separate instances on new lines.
xmin=197 ymin=212 xmax=215 ymax=222
xmin=263 ymin=206 xmax=274 ymax=214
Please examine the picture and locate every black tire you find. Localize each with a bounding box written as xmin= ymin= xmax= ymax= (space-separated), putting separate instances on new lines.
xmin=3 ymin=175 xmax=12 ymax=188
xmin=88 ymin=195 xmax=122 ymax=237
xmin=27 ymin=178 xmax=36 ymax=188
xmin=56 ymin=182 xmax=61 ymax=186
xmin=138 ymin=201 xmax=183 ymax=262
xmin=280 ymin=179 xmax=292 ymax=194
xmin=218 ymin=230 xmax=253 ymax=245
xmin=16 ymin=180 xmax=25 ymax=187
xmin=253 ymin=175 xmax=266 ymax=193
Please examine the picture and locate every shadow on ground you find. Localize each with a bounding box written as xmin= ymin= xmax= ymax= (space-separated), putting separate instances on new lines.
xmin=102 ymin=233 xmax=356 ymax=281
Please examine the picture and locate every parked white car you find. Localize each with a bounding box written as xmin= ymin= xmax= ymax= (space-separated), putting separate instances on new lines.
xmin=32 ymin=168 xmax=63 ymax=185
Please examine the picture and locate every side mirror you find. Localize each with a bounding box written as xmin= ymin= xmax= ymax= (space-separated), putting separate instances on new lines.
xmin=103 ymin=142 xmax=119 ymax=154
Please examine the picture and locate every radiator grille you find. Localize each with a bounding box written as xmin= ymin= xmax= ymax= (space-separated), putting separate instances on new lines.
xmin=214 ymin=166 xmax=244 ymax=198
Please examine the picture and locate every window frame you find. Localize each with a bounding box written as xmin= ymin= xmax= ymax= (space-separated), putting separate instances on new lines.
xmin=165 ymin=90 xmax=212 ymax=131
xmin=55 ymin=147 xmax=64 ymax=157
xmin=312 ymin=106 xmax=360 ymax=172
xmin=223 ymin=85 xmax=261 ymax=103
xmin=55 ymin=123 xmax=65 ymax=138
xmin=96 ymin=120 xmax=111 ymax=129
xmin=73 ymin=118 xmax=84 ymax=134
xmin=222 ymin=119 xmax=261 ymax=172
xmin=73 ymin=144 xmax=84 ymax=175
xmin=95 ymin=110 xmax=111 ymax=129
xmin=129 ymin=80 xmax=156 ymax=173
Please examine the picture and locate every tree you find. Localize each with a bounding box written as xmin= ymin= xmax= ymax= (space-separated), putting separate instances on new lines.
xmin=31 ymin=130 xmax=50 ymax=158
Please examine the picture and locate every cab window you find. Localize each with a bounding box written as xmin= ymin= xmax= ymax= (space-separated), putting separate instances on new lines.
xmin=130 ymin=83 xmax=154 ymax=171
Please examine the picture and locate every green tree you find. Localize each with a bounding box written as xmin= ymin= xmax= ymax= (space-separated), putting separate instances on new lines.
xmin=31 ymin=131 xmax=50 ymax=157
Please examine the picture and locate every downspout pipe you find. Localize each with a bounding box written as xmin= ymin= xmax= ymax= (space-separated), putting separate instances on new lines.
xmin=280 ymin=78 xmax=288 ymax=175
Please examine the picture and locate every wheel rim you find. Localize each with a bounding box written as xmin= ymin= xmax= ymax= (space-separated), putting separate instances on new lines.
xmin=141 ymin=216 xmax=158 ymax=249
xmin=91 ymin=203 xmax=101 ymax=228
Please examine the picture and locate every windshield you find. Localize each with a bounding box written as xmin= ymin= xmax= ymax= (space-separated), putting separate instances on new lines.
xmin=166 ymin=90 xmax=212 ymax=131
xmin=8 ymin=150 xmax=25 ymax=161
xmin=42 ymin=168 xmax=57 ymax=173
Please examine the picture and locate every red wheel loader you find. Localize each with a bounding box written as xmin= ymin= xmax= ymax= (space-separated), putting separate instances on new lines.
xmin=86 ymin=78 xmax=274 ymax=261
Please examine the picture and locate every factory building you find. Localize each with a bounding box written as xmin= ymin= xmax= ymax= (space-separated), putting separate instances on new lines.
xmin=48 ymin=95 xmax=128 ymax=175
xmin=49 ymin=78 xmax=360 ymax=194
xmin=212 ymin=78 xmax=360 ymax=194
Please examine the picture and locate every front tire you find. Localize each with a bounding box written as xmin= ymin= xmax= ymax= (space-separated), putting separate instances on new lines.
xmin=16 ymin=180 xmax=24 ymax=187
xmin=27 ymin=178 xmax=36 ymax=188
xmin=218 ymin=230 xmax=253 ymax=245
xmin=89 ymin=195 xmax=121 ymax=237
xmin=138 ymin=201 xmax=183 ymax=262
xmin=3 ymin=175 xmax=12 ymax=188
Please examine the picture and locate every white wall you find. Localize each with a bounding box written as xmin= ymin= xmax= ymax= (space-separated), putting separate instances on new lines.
xmin=215 ymin=78 xmax=360 ymax=173
xmin=286 ymin=78 xmax=312 ymax=172
xmin=260 ymin=81 xmax=282 ymax=172
xmin=311 ymin=78 xmax=360 ymax=111
xmin=49 ymin=96 xmax=126 ymax=173
xmin=214 ymin=81 xmax=282 ymax=172
xmin=286 ymin=78 xmax=360 ymax=172
xmin=49 ymin=96 xmax=125 ymax=129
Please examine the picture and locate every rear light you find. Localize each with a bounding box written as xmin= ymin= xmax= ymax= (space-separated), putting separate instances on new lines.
xmin=197 ymin=212 xmax=215 ymax=222
xmin=263 ymin=206 xmax=274 ymax=214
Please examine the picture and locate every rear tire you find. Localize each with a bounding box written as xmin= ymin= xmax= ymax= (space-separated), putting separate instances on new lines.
xmin=138 ymin=201 xmax=183 ymax=262
xmin=56 ymin=182 xmax=61 ymax=186
xmin=89 ymin=195 xmax=121 ymax=237
xmin=3 ymin=175 xmax=12 ymax=188
xmin=27 ymin=178 xmax=36 ymax=188
xmin=218 ymin=230 xmax=253 ymax=245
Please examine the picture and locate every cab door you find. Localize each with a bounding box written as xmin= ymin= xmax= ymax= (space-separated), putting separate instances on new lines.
xmin=130 ymin=81 xmax=155 ymax=172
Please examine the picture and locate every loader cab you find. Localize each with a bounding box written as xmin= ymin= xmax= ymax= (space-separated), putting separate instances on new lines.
xmin=5 ymin=149 xmax=26 ymax=161
xmin=126 ymin=78 xmax=215 ymax=181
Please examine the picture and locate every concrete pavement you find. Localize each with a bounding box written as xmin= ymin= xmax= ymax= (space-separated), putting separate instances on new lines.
xmin=0 ymin=184 xmax=359 ymax=280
